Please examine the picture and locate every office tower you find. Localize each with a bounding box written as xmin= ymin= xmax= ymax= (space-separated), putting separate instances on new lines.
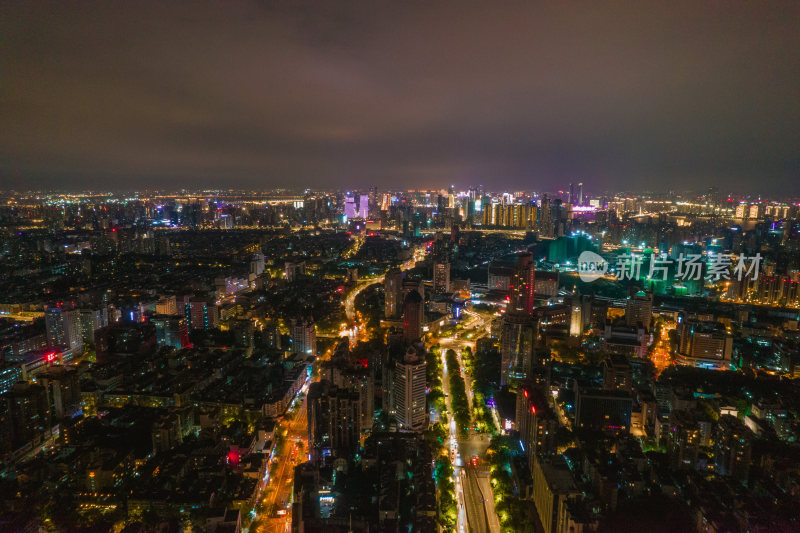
xmin=151 ymin=315 xmax=189 ymax=349
xmin=578 ymin=182 xmax=583 ymax=205
xmin=433 ymin=259 xmax=450 ymax=294
xmin=393 ymin=349 xmax=428 ymax=431
xmin=384 ymin=268 xmax=404 ymax=318
xmin=358 ymin=194 xmax=370 ymax=219
xmin=625 ymin=289 xmax=653 ymax=331
xmin=402 ymin=290 xmax=423 ymax=342
xmin=500 ymin=312 xmax=536 ymax=387
xmin=509 ymin=252 xmax=535 ymax=314
xmin=344 ymin=196 xmax=357 ymax=219
xmin=569 ymin=183 xmax=575 ymax=204
xmin=291 ymin=317 xmax=317 ymax=355
xmin=45 ymin=306 xmax=83 ymax=353
xmin=308 ymin=380 xmax=361 ymax=463
xmin=79 ymin=308 xmax=105 ymax=344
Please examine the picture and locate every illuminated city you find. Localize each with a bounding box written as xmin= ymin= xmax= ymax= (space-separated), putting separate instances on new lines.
xmin=2 ymin=3 xmax=800 ymax=533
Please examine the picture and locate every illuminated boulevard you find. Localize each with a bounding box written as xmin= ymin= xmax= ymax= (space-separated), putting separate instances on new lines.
xmin=249 ymin=246 xmax=426 ymax=533
xmin=435 ymin=310 xmax=500 ymax=533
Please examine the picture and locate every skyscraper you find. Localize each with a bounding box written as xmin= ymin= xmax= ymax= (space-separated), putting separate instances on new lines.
xmin=500 ymin=312 xmax=536 ymax=387
xmin=45 ymin=306 xmax=83 ymax=353
xmin=509 ymin=252 xmax=536 ymax=314
xmin=151 ymin=315 xmax=189 ymax=349
xmin=79 ymin=308 xmax=106 ymax=344
xmin=384 ymin=268 xmax=404 ymax=318
xmin=402 ymin=290 xmax=423 ymax=342
xmin=291 ymin=317 xmax=317 ymax=355
xmin=358 ymin=194 xmax=370 ymax=219
xmin=393 ymin=349 xmax=427 ymax=431
xmin=433 ymin=259 xmax=450 ymax=294
xmin=308 ymin=380 xmax=361 ymax=463
xmin=344 ymin=196 xmax=357 ymax=219
xmin=625 ymin=289 xmax=653 ymax=330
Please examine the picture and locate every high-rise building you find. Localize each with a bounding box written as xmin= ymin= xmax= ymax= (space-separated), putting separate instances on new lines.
xmin=384 ymin=268 xmax=404 ymax=319
xmin=185 ymin=299 xmax=217 ymax=331
xmin=393 ymin=349 xmax=427 ymax=431
xmin=433 ymin=259 xmax=450 ymax=294
xmin=36 ymin=367 xmax=80 ymax=419
xmin=358 ymin=194 xmax=370 ymax=219
xmin=577 ymin=182 xmax=583 ymax=205
xmin=291 ymin=317 xmax=317 ymax=355
xmin=715 ymin=415 xmax=752 ymax=482
xmin=625 ymin=289 xmax=653 ymax=331
xmin=155 ymin=296 xmax=178 ymax=315
xmin=344 ymin=196 xmax=357 ymax=219
xmin=530 ymin=455 xmax=580 ymax=533
xmin=500 ymin=312 xmax=536 ymax=387
xmin=534 ymin=270 xmax=559 ymax=298
xmin=2 ymin=382 xmax=51 ymax=452
xmin=307 ymin=380 xmax=361 ymax=463
xmin=677 ymin=319 xmax=732 ymax=363
xmin=249 ymin=252 xmax=265 ymax=276
xmin=509 ymin=253 xmax=535 ymax=314
xmin=402 ymin=290 xmax=423 ymax=342
xmin=516 ymin=385 xmax=558 ymax=467
xmin=602 ymin=354 xmax=632 ymax=392
xmin=79 ymin=308 xmax=106 ymax=344
xmin=569 ymin=305 xmax=583 ymax=337
xmin=151 ymin=315 xmax=189 ymax=349
xmin=45 ymin=306 xmax=83 ymax=353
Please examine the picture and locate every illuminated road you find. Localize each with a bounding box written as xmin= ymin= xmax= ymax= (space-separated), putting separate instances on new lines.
xmin=437 ymin=309 xmax=500 ymax=533
xmin=250 ymin=349 xmax=333 ymax=533
xmin=651 ymin=321 xmax=676 ymax=377
xmin=344 ymin=244 xmax=427 ymax=322
xmin=256 ymin=391 xmax=308 ymax=533
xmin=441 ymin=349 xmax=468 ymax=533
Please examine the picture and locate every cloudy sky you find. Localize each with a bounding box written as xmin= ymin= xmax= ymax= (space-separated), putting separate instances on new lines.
xmin=1 ymin=2 xmax=798 ymax=193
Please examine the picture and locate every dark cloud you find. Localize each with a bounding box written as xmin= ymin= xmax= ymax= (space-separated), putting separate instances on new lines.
xmin=1 ymin=1 xmax=798 ymax=193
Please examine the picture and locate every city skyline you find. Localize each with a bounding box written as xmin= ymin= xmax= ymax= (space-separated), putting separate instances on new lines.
xmin=2 ymin=2 xmax=799 ymax=193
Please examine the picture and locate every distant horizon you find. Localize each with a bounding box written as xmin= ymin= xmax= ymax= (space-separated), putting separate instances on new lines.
xmin=2 ymin=184 xmax=799 ymax=200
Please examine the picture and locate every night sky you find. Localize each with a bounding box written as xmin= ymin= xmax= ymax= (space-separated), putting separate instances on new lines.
xmin=2 ymin=2 xmax=798 ymax=193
